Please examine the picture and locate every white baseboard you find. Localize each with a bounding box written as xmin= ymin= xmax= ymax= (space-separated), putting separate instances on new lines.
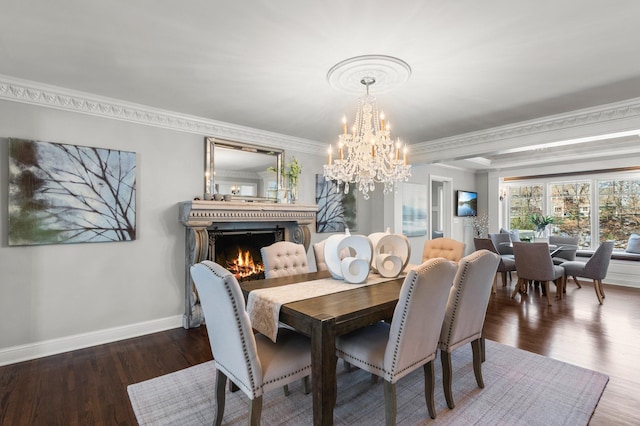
xmin=0 ymin=315 xmax=183 ymax=367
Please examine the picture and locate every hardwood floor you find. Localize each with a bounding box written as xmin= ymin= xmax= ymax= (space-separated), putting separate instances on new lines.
xmin=1 ymin=278 xmax=639 ymax=425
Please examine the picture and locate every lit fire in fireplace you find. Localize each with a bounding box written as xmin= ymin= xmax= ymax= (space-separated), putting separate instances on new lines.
xmin=227 ymin=249 xmax=264 ymax=279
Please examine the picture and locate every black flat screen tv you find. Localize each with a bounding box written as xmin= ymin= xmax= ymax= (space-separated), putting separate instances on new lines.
xmin=456 ymin=190 xmax=477 ymax=217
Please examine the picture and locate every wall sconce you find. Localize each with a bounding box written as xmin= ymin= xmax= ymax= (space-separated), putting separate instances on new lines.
xmin=499 ymin=188 xmax=507 ymax=202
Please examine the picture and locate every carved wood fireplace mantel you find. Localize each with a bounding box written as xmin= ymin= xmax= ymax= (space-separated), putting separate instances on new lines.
xmin=178 ymin=200 xmax=317 ymax=328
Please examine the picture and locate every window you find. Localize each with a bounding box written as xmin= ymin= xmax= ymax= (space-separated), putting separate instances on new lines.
xmin=549 ymin=181 xmax=590 ymax=247
xmin=505 ymin=172 xmax=640 ymax=250
xmin=598 ymin=179 xmax=640 ymax=248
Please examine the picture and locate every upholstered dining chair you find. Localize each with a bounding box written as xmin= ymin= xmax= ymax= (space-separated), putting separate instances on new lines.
xmin=488 ymin=232 xmax=513 ymax=256
xmin=312 ymin=239 xmax=351 ymax=272
xmin=190 ymin=261 xmax=312 ymax=426
xmin=334 ymin=258 xmax=457 ymax=423
xmin=560 ymin=241 xmax=614 ymax=304
xmin=473 ymin=238 xmax=515 ymax=293
xmin=511 ymin=242 xmax=565 ymax=306
xmin=438 ymin=250 xmax=500 ymax=409
xmin=422 ymin=237 xmax=465 ymax=263
xmin=549 ymin=235 xmax=579 ymax=265
xmin=261 ymin=241 xmax=309 ymax=278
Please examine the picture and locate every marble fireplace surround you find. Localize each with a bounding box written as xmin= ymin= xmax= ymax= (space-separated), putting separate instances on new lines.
xmin=179 ymin=200 xmax=317 ymax=328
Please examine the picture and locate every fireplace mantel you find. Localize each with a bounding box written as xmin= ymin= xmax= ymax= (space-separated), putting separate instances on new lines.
xmin=179 ymin=200 xmax=317 ymax=228
xmin=179 ymin=200 xmax=317 ymax=328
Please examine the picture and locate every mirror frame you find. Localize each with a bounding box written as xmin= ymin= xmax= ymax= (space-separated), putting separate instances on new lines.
xmin=204 ymin=137 xmax=283 ymax=201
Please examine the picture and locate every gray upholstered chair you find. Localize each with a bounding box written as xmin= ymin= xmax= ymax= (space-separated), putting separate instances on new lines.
xmin=261 ymin=241 xmax=309 ymax=278
xmin=560 ymin=241 xmax=614 ymax=304
xmin=190 ymin=261 xmax=312 ymax=426
xmin=335 ymin=258 xmax=457 ymax=423
xmin=488 ymin=232 xmax=513 ymax=256
xmin=474 ymin=238 xmax=515 ymax=293
xmin=549 ymin=235 xmax=579 ymax=265
xmin=422 ymin=237 xmax=465 ymax=263
xmin=438 ymin=250 xmax=500 ymax=409
xmin=511 ymin=242 xmax=565 ymax=306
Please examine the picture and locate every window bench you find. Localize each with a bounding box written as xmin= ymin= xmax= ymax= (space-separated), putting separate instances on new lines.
xmin=576 ymin=250 xmax=640 ymax=262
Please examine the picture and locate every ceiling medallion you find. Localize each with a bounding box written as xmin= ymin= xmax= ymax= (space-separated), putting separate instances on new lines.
xmin=326 ymin=55 xmax=412 ymax=95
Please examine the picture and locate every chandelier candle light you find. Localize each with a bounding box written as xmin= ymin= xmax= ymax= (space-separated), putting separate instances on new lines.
xmin=323 ymin=77 xmax=411 ymax=199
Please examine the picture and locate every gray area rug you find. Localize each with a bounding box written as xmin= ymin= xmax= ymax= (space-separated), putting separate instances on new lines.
xmin=128 ymin=340 xmax=608 ymax=425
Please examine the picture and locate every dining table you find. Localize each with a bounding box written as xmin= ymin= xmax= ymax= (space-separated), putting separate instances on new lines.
xmin=240 ymin=269 xmax=405 ymax=426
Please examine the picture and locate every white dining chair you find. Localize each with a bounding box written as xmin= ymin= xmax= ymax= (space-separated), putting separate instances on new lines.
xmin=438 ymin=250 xmax=500 ymax=409
xmin=334 ymin=258 xmax=457 ymax=424
xmin=261 ymin=241 xmax=309 ymax=278
xmin=190 ymin=261 xmax=312 ymax=426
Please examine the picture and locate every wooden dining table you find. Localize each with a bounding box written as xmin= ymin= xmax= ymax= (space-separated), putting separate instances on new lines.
xmin=240 ymin=270 xmax=405 ymax=426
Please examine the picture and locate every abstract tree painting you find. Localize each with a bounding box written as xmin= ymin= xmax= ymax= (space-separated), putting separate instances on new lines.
xmin=8 ymin=138 xmax=136 ymax=246
xmin=315 ymin=174 xmax=357 ymax=233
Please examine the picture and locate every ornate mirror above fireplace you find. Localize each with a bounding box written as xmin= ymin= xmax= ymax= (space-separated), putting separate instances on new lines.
xmin=205 ymin=137 xmax=283 ymax=202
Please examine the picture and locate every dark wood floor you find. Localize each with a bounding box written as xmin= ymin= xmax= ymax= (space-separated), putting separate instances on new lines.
xmin=1 ymin=278 xmax=639 ymax=425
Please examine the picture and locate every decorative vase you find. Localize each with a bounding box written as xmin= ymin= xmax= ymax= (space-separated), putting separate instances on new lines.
xmin=535 ymin=227 xmax=548 ymax=239
xmin=289 ymin=184 xmax=298 ymax=204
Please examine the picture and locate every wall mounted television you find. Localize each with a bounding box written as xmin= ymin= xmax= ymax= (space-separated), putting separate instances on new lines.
xmin=456 ymin=190 xmax=477 ymax=217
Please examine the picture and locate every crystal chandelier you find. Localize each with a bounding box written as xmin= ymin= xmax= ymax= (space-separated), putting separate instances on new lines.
xmin=323 ymin=77 xmax=411 ymax=200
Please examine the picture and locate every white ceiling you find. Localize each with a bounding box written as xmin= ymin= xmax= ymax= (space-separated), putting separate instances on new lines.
xmin=2 ymin=0 xmax=640 ymax=171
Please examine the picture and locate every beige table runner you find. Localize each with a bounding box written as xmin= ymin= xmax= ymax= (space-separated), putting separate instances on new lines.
xmin=247 ymin=274 xmax=401 ymax=342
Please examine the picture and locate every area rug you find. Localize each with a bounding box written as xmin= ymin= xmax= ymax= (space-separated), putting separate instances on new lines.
xmin=128 ymin=340 xmax=608 ymax=425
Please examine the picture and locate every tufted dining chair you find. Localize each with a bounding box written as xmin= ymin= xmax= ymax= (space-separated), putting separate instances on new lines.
xmin=261 ymin=241 xmax=309 ymax=278
xmin=438 ymin=250 xmax=500 ymax=409
xmin=511 ymin=242 xmax=565 ymax=306
xmin=190 ymin=261 xmax=312 ymax=426
xmin=422 ymin=237 xmax=465 ymax=263
xmin=335 ymin=258 xmax=457 ymax=423
xmin=560 ymin=241 xmax=614 ymax=304
xmin=312 ymin=239 xmax=351 ymax=272
xmin=473 ymin=238 xmax=515 ymax=293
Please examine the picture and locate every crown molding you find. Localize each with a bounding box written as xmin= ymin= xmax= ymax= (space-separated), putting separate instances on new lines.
xmin=411 ymin=97 xmax=640 ymax=162
xmin=0 ymin=74 xmax=324 ymax=155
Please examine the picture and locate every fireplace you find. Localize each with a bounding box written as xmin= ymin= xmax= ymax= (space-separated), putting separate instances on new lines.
xmin=211 ymin=228 xmax=283 ymax=281
xmin=179 ymin=200 xmax=317 ymax=328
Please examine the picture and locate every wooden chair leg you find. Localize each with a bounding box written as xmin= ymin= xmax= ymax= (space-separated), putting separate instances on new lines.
xmin=598 ymin=279 xmax=606 ymax=299
xmin=383 ymin=380 xmax=398 ymax=426
xmin=440 ymin=350 xmax=455 ymax=409
xmin=511 ymin=278 xmax=523 ymax=299
xmin=344 ymin=360 xmax=353 ymax=372
xmin=544 ymin=281 xmax=552 ymax=305
xmin=283 ymin=384 xmax=290 ymax=396
xmin=423 ymin=360 xmax=437 ymax=419
xmin=501 ymin=271 xmax=509 ymax=287
xmin=595 ymin=279 xmax=604 ymax=304
xmin=303 ymin=376 xmax=311 ymax=394
xmin=471 ymin=339 xmax=484 ymax=388
xmin=480 ymin=336 xmax=486 ymax=363
xmin=492 ymin=273 xmax=497 ymax=294
xmin=248 ymin=395 xmax=263 ymax=426
xmin=215 ymin=369 xmax=227 ymax=426
xmin=572 ymin=275 xmax=582 ymax=288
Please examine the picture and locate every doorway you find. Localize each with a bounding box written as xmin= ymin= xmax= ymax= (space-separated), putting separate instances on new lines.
xmin=429 ymin=175 xmax=452 ymax=239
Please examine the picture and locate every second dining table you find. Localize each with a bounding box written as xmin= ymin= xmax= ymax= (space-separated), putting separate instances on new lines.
xmin=240 ymin=269 xmax=405 ymax=426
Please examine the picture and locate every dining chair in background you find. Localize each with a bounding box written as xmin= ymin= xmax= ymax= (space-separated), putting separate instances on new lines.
xmin=422 ymin=237 xmax=465 ymax=263
xmin=438 ymin=250 xmax=500 ymax=409
xmin=560 ymin=241 xmax=615 ymax=304
xmin=473 ymin=238 xmax=515 ymax=293
xmin=488 ymin=232 xmax=514 ymax=256
xmin=549 ymin=235 xmax=579 ymax=265
xmin=335 ymin=258 xmax=457 ymax=423
xmin=190 ymin=261 xmax=312 ymax=426
xmin=511 ymin=242 xmax=565 ymax=306
xmin=261 ymin=241 xmax=309 ymax=278
xmin=312 ymin=239 xmax=351 ymax=272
